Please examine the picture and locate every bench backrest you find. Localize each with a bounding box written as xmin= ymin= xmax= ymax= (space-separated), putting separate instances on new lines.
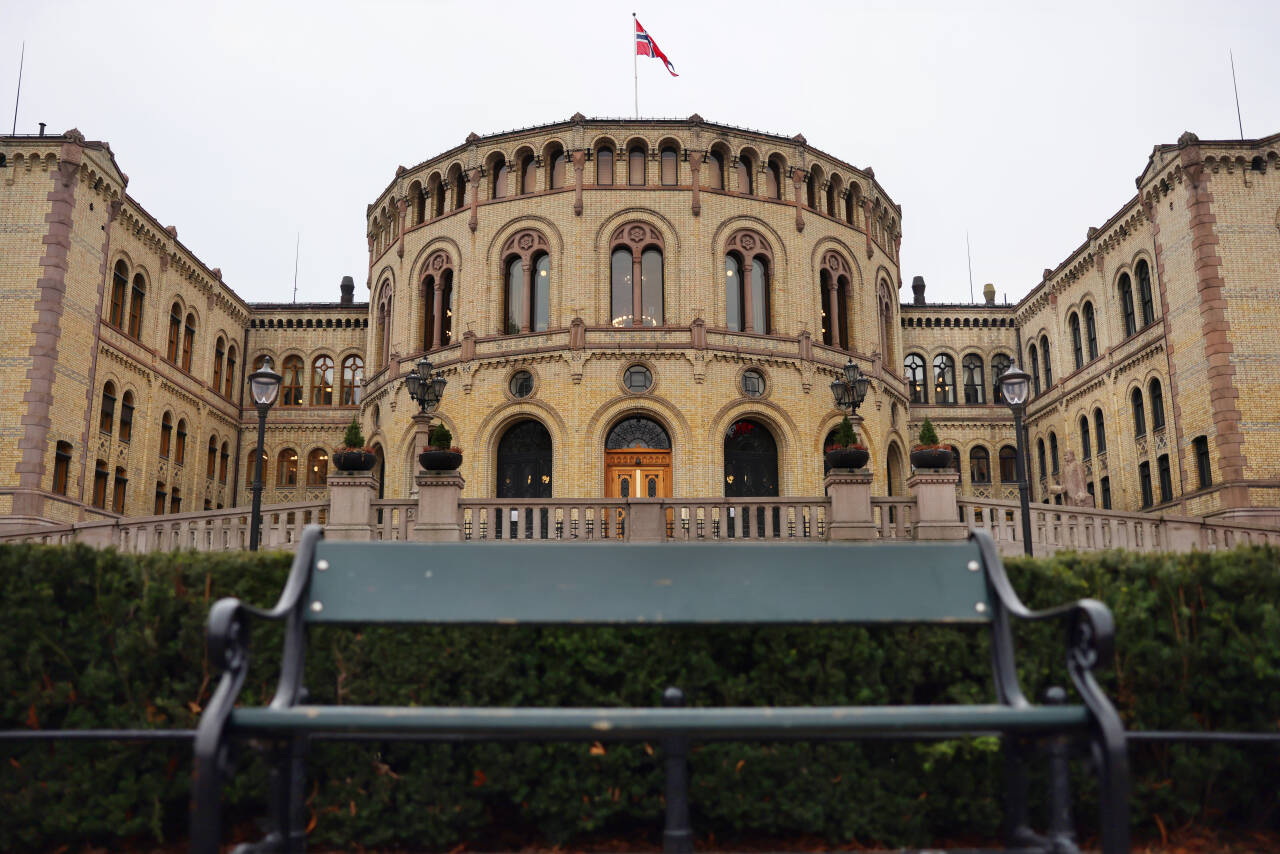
xmin=305 ymin=540 xmax=992 ymax=626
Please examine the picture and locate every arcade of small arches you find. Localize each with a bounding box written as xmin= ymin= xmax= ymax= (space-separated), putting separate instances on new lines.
xmin=250 ymin=353 xmax=365 ymax=407
xmin=903 ymin=350 xmax=1015 ymax=406
xmin=249 ymin=316 xmax=368 ymax=330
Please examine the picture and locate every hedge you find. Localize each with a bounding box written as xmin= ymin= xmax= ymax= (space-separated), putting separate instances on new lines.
xmin=1 ymin=543 xmax=1277 ymax=849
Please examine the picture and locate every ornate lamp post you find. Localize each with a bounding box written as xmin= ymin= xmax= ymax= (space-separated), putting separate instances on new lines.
xmin=404 ymin=356 xmax=447 ymax=418
xmin=829 ymin=358 xmax=871 ymax=415
xmin=999 ymin=364 xmax=1035 ymax=556
xmin=247 ymin=356 xmax=282 ymax=551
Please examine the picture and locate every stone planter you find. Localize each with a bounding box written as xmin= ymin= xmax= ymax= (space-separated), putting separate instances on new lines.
xmin=910 ymin=446 xmax=953 ymax=469
xmin=824 ymin=447 xmax=869 ymax=470
xmin=332 ymin=449 xmax=377 ymax=472
xmin=419 ymin=449 xmax=463 ymax=472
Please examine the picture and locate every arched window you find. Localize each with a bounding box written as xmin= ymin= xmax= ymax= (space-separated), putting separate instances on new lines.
xmin=52 ymin=441 xmax=72 ymax=495
xmin=628 ymin=144 xmax=646 ymax=186
xmin=1119 ymin=273 xmax=1136 ymax=337
xmin=311 ymin=355 xmax=334 ymax=405
xmin=500 ymin=229 xmax=551 ymax=334
xmin=1069 ymin=312 xmax=1083 ymax=370
xmin=160 ymin=412 xmax=173 ymax=459
xmin=998 ymin=445 xmax=1018 ymax=483
xmin=166 ymin=303 xmax=182 ymax=362
xmin=805 ymin=172 xmax=816 ymax=208
xmin=660 ymin=146 xmax=678 ymax=185
xmin=991 ymin=353 xmax=1012 ymax=403
xmin=219 ymin=441 xmax=229 ymax=484
xmin=725 ymin=254 xmax=743 ymax=332
xmin=1080 ymin=416 xmax=1092 ymax=460
xmin=491 ymin=156 xmax=507 ymax=199
xmin=92 ymin=459 xmax=109 ymax=509
xmin=736 ymin=153 xmax=753 ymax=194
xmin=520 ymin=154 xmax=536 ymax=195
xmin=904 ymin=354 xmax=927 ymax=403
xmin=452 ymin=169 xmax=466 ymax=210
xmin=724 ymin=419 xmax=778 ymax=497
xmin=1094 ymin=408 xmax=1107 ymax=454
xmin=207 ymin=436 xmax=218 ymax=478
xmin=826 ymin=180 xmax=837 ymax=217
xmin=181 ymin=313 xmax=196 ymax=371
xmin=1137 ymin=260 xmax=1155 ymax=325
xmin=765 ymin=157 xmax=782 ymax=200
xmin=819 ymin=270 xmax=833 ymax=345
xmin=818 ymin=252 xmax=851 ymax=349
xmin=1028 ymin=344 xmax=1041 ymax=395
xmin=970 ymin=446 xmax=991 ymax=483
xmin=112 ymin=467 xmax=127 ymax=513
xmin=533 ymin=254 xmax=550 ymax=331
xmin=1083 ymin=302 xmax=1098 ymax=360
xmin=724 ymin=231 xmax=771 ymax=333
xmin=170 ymin=485 xmax=182 ymax=513
xmin=341 ymin=355 xmax=363 ymax=405
xmin=1040 ymin=335 xmax=1052 ymax=388
xmin=247 ymin=449 xmax=267 ymax=486
xmin=154 ymin=481 xmax=167 ymax=515
xmin=932 ymin=353 xmax=956 ymax=404
xmin=306 ymin=449 xmax=329 ymax=486
xmin=224 ymin=345 xmax=237 ymax=398
xmin=127 ymin=273 xmax=146 ymax=338
xmin=175 ymin=419 xmax=187 ymax=466
xmin=439 ymin=269 xmax=454 ymax=346
xmin=1149 ymin=378 xmax=1165 ymax=431
xmin=281 ymin=356 xmax=304 ymax=406
xmin=846 ymin=187 xmax=857 ymax=225
xmin=1193 ymin=435 xmax=1211 ymax=489
xmin=1049 ymin=431 xmax=1059 ymax=474
xmin=99 ymin=382 xmax=116 ymax=434
xmin=277 ymin=448 xmax=298 ymax=487
xmin=706 ymin=150 xmax=724 ymax=190
xmin=1036 ymin=438 xmax=1047 ymax=484
xmin=596 ymin=146 xmax=614 ymax=185
xmin=962 ymin=354 xmax=985 ymax=404
xmin=505 ymin=257 xmax=524 ymax=335
xmin=375 ymin=284 xmax=392 ymax=369
xmin=1131 ymin=387 xmax=1146 ymax=436
xmin=116 ymin=390 xmax=133 ymax=442
xmin=212 ymin=337 xmax=225 ymax=392
xmin=110 ymin=260 xmax=127 ymax=327
xmin=548 ymin=146 xmax=567 ymax=189
xmin=496 ymin=419 xmax=553 ymax=498
xmin=609 ymin=224 xmax=664 ymax=327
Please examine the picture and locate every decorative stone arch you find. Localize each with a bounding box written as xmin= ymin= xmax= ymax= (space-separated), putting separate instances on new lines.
xmin=419 ymin=249 xmax=456 ymax=351
xmin=723 ymin=229 xmax=775 ymax=334
xmin=540 ymin=138 xmax=570 ymax=189
xmin=473 ymin=403 xmax=567 ymax=498
xmin=607 ymin=222 xmax=667 ymax=327
xmin=714 ymin=405 xmax=792 ymax=497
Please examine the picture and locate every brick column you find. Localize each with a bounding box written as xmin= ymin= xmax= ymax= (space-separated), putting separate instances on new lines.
xmin=326 ymin=472 xmax=378 ymax=541
xmin=688 ymin=151 xmax=703 ymax=216
xmin=824 ymin=469 xmax=876 ymax=540
xmin=906 ymin=469 xmax=968 ymax=540
xmin=413 ymin=472 xmax=464 ymax=542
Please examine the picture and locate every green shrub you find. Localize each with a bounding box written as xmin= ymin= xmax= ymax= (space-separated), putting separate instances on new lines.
xmin=428 ymin=422 xmax=453 ymax=450
xmin=0 ymin=543 xmax=1277 ymax=849
xmin=918 ymin=417 xmax=939 ymax=446
xmin=341 ymin=417 xmax=365 ymax=449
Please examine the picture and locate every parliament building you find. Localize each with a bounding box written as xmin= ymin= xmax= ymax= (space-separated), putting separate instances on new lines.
xmin=1 ymin=115 xmax=1277 ymax=532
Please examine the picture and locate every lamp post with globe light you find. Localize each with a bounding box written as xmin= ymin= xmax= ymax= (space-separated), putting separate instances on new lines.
xmin=247 ymin=356 xmax=282 ymax=551
xmin=829 ymin=358 xmax=872 ymax=416
xmin=404 ymin=357 xmax=449 ymax=469
xmin=999 ymin=363 xmax=1035 ymax=555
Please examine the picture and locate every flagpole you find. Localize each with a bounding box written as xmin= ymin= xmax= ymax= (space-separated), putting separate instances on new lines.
xmin=1229 ymin=49 xmax=1244 ymax=140
xmin=12 ymin=41 xmax=24 ymax=136
xmin=632 ymin=13 xmax=638 ymax=118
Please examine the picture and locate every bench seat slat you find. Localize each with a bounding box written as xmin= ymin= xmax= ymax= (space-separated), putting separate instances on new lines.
xmin=308 ymin=541 xmax=990 ymax=625
xmin=231 ymin=704 xmax=1089 ymax=737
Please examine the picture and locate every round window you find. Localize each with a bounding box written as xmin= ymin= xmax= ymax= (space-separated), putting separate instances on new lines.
xmin=741 ymin=368 xmax=766 ymax=398
xmin=509 ymin=370 xmax=534 ymax=398
xmin=623 ymin=364 xmax=653 ymax=393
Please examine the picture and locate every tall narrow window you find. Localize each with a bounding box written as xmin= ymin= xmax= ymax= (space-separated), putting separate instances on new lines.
xmin=281 ymin=356 xmax=304 ymax=406
xmin=834 ymin=275 xmax=850 ymax=350
xmin=128 ymin=274 xmax=146 ymax=338
xmin=224 ymin=345 xmax=237 ymax=398
xmin=207 ymin=436 xmax=218 ymax=478
xmin=505 ymin=256 xmax=524 ymax=335
xmin=765 ymin=158 xmax=781 ymax=199
xmin=1070 ymin=313 xmax=1083 ymax=370
xmin=642 ymin=248 xmax=664 ymax=326
xmin=1137 ymin=260 xmax=1155 ymax=325
xmin=52 ymin=442 xmax=72 ymax=495
xmin=970 ymin=446 xmax=991 ymax=484
xmin=611 ymin=248 xmax=633 ymax=327
xmin=167 ymin=303 xmax=182 ymax=362
xmin=307 ymin=449 xmax=329 ymax=486
xmin=341 ymin=355 xmax=364 ymax=405
xmin=1193 ymin=436 xmax=1211 ymax=488
xmin=521 ymin=155 xmax=536 ymax=194
xmin=247 ymin=449 xmax=267 ymax=487
xmin=548 ymin=148 xmax=567 ymax=189
xmin=181 ymin=313 xmax=195 ymax=371
xmin=1149 ymin=378 xmax=1165 ymax=431
xmin=1080 ymin=416 xmax=1092 ymax=459
xmin=750 ymin=257 xmax=769 ymax=333
xmin=805 ymin=173 xmax=816 ymax=208
xmin=991 ymin=353 xmax=1012 ymax=403
xmin=160 ymin=412 xmax=173 ymax=458
xmin=422 ymin=274 xmax=437 ymax=351
xmin=819 ymin=270 xmax=833 ymax=345
xmin=998 ymin=445 xmax=1017 ymax=483
xmin=1119 ymin=273 xmax=1136 ymax=337
xmin=277 ymin=448 xmax=298 ymax=487
xmin=170 ymin=486 xmax=182 ymax=514
xmin=596 ymin=147 xmax=614 ymax=185
xmin=1029 ymin=344 xmax=1041 ymax=395
xmin=1036 ymin=439 xmax=1047 ymax=484
xmin=311 ymin=355 xmax=334 ymax=405
xmin=533 ymin=254 xmax=550 ymax=332
xmin=175 ymin=419 xmax=187 ymax=466
xmin=99 ymin=382 xmax=116 ymax=434
xmin=1157 ymin=454 xmax=1173 ymax=503
xmin=120 ymin=391 xmax=133 ymax=442
xmin=1131 ymin=388 xmax=1146 ymax=436
xmin=1100 ymin=476 xmax=1112 ymax=509
xmin=1083 ymin=302 xmax=1098 ymax=360
xmin=932 ymin=353 xmax=956 ymax=404
xmin=440 ymin=269 xmax=454 ymax=345
xmin=904 ymin=354 xmax=927 ymax=403
xmin=154 ymin=482 xmax=167 ymax=516
xmin=212 ymin=337 xmax=225 ymax=393
xmin=724 ymin=419 xmax=779 ymax=497
xmin=736 ymin=154 xmax=753 ymax=194
xmin=219 ymin=442 xmax=229 ymax=484
xmin=1139 ymin=461 xmax=1153 ymax=508
xmin=1094 ymin=408 xmax=1107 ymax=454
xmin=92 ymin=460 xmax=109 ymax=509
xmin=706 ymin=151 xmax=724 ymax=190
xmin=110 ymin=261 xmax=127 ymax=327
xmin=962 ymin=354 xmax=985 ymax=404
xmin=453 ymin=172 xmax=466 ymax=209
xmin=724 ymin=254 xmax=743 ymax=332
xmin=1049 ymin=432 xmax=1059 ymax=474
xmin=628 ymin=145 xmax=645 ymax=185
xmin=491 ymin=156 xmax=507 ymax=198
xmin=1040 ymin=335 xmax=1052 ymax=388
xmin=112 ymin=467 xmax=127 ymax=513
xmin=660 ymin=147 xmax=678 ymax=185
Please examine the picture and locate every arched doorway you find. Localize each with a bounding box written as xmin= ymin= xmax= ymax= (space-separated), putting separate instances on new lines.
xmin=372 ymin=443 xmax=385 ymax=499
xmin=724 ymin=419 xmax=778 ymax=497
xmin=605 ymin=416 xmax=672 ymax=497
xmin=496 ymin=420 xmax=553 ymax=498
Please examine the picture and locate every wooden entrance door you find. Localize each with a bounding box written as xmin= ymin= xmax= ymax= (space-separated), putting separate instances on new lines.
xmin=605 ymin=450 xmax=672 ymax=498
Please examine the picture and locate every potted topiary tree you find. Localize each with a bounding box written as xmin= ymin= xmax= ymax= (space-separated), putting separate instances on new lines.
xmin=909 ymin=417 xmax=953 ymax=469
xmin=332 ymin=417 xmax=376 ymax=472
xmin=824 ymin=415 xmax=869 ymax=470
xmin=418 ymin=422 xmax=463 ymax=472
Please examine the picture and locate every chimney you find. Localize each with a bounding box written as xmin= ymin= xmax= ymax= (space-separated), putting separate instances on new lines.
xmin=983 ymin=282 xmax=996 ymax=305
xmin=911 ymin=275 xmax=926 ymax=305
xmin=38 ymin=122 xmax=46 ymax=137
xmin=340 ymin=275 xmax=355 ymax=305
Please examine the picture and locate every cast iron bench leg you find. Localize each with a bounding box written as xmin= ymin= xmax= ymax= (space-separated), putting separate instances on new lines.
xmin=662 ymin=686 xmax=693 ymax=854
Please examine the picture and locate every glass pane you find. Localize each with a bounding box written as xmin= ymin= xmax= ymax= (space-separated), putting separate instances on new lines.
xmin=597 ymin=149 xmax=613 ymax=184
xmin=708 ymin=153 xmax=723 ymax=190
xmin=736 ymin=159 xmax=752 ymax=193
xmin=661 ymin=149 xmax=677 ymax=185
xmin=629 ymin=149 xmax=645 ymax=185
xmin=522 ymin=158 xmax=536 ymax=194
xmin=725 ymin=256 xmax=742 ymax=332
xmin=533 ymin=255 xmax=550 ymax=331
xmin=751 ymin=258 xmax=768 ymax=333
xmin=551 ymin=152 xmax=566 ymax=188
xmin=611 ymin=248 xmax=632 ymax=327
xmin=496 ymin=420 xmax=552 ymax=498
xmin=506 ymin=257 xmax=524 ymax=334
xmin=641 ymin=249 xmax=663 ymax=326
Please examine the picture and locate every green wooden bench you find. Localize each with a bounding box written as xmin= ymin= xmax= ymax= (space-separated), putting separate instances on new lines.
xmin=192 ymin=526 xmax=1128 ymax=853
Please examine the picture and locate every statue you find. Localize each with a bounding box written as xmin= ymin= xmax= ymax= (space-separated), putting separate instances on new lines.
xmin=1049 ymin=450 xmax=1092 ymax=507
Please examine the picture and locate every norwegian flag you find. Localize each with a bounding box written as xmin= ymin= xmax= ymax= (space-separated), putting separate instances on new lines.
xmin=635 ymin=18 xmax=678 ymax=77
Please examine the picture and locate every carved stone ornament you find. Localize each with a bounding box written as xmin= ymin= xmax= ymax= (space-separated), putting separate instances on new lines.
xmin=502 ymin=229 xmax=548 ymax=259
xmin=739 ymin=234 xmax=756 ymax=251
xmin=628 ymin=225 xmax=646 ymax=242
xmin=431 ymin=253 xmax=446 ymax=271
xmin=518 ymin=233 xmax=534 ymax=251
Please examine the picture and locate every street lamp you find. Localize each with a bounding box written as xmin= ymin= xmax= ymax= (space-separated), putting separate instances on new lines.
xmin=998 ymin=363 xmax=1035 ymax=556
xmin=247 ymin=356 xmax=282 ymax=551
xmin=829 ymin=358 xmax=872 ymax=414
xmin=405 ymin=356 xmax=447 ymax=416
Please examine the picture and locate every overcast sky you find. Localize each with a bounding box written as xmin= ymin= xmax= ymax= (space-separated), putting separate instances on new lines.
xmin=7 ymin=0 xmax=1279 ymax=306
